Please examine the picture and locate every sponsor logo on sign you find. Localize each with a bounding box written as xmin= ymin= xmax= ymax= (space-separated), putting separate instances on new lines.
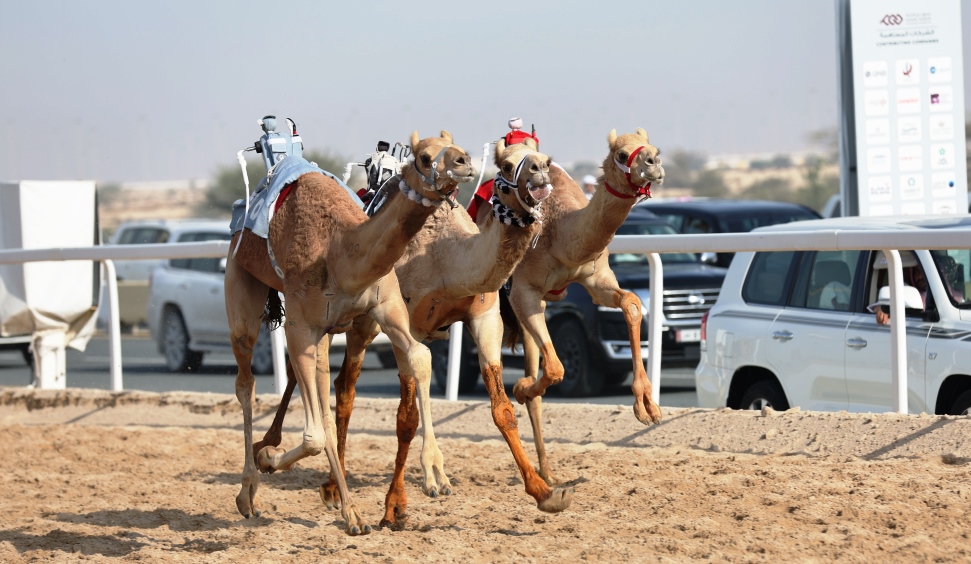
xmin=879 ymin=14 xmax=903 ymax=25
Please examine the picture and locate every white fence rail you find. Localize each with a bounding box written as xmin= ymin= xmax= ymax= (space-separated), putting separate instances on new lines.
xmin=2 ymin=228 xmax=970 ymax=414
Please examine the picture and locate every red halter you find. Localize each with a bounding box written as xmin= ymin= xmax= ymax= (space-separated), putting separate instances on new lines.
xmin=603 ymin=145 xmax=652 ymax=199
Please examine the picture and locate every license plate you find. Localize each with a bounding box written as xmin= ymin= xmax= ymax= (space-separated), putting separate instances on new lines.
xmin=676 ymin=329 xmax=700 ymax=343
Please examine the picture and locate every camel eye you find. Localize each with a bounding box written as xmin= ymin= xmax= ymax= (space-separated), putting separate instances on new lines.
xmin=420 ymin=155 xmax=431 ymax=166
xmin=617 ymin=151 xmax=629 ymax=162
xmin=502 ymin=163 xmax=513 ymax=174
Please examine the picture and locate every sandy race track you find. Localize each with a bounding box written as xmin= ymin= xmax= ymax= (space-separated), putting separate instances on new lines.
xmin=1 ymin=387 xmax=970 ymax=562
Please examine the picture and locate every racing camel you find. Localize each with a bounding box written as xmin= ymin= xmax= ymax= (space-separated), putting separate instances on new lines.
xmin=488 ymin=128 xmax=665 ymax=484
xmin=225 ymin=131 xmax=474 ymax=535
xmin=256 ymin=137 xmax=573 ymax=527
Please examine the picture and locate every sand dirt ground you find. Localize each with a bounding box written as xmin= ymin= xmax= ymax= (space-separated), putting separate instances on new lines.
xmin=1 ymin=387 xmax=970 ymax=562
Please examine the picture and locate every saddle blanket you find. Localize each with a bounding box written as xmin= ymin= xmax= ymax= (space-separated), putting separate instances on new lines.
xmin=230 ymin=156 xmax=363 ymax=237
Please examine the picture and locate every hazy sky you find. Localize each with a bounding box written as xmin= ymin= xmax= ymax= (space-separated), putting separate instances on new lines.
xmin=2 ymin=1 xmax=970 ymax=183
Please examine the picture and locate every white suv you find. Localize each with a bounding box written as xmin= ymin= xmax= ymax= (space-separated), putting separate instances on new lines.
xmin=696 ymin=215 xmax=971 ymax=415
xmin=146 ymin=221 xmax=393 ymax=373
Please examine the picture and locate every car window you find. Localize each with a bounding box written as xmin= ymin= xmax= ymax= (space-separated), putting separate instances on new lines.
xmin=742 ymin=251 xmax=797 ymax=306
xmin=170 ymin=231 xmax=231 ymax=272
xmin=930 ymin=249 xmax=970 ymax=308
xmin=610 ymin=221 xmax=698 ymax=265
xmin=717 ymin=211 xmax=818 ymax=233
xmin=118 ymin=227 xmax=169 ymax=244
xmin=789 ymin=251 xmax=862 ymax=311
xmin=683 ymin=216 xmax=712 ymax=234
xmin=653 ymin=212 xmax=685 ymax=231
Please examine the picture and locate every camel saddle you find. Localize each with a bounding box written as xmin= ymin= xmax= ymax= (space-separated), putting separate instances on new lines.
xmin=230 ymin=156 xmax=363 ymax=238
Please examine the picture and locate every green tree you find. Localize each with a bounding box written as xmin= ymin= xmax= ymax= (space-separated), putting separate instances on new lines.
xmin=692 ymin=168 xmax=729 ymax=198
xmin=741 ymin=177 xmax=794 ymax=201
xmin=796 ymin=155 xmax=840 ymax=211
xmin=197 ymin=149 xmax=352 ymax=217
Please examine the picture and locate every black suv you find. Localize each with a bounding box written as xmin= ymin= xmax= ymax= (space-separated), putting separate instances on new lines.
xmin=430 ymin=211 xmax=727 ymax=397
xmin=638 ymin=198 xmax=821 ymax=267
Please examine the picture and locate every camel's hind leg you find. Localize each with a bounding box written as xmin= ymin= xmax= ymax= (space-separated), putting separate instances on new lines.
xmin=467 ymin=299 xmax=572 ymax=512
xmin=256 ymin=306 xmax=370 ymax=535
xmin=520 ymin=329 xmax=557 ymax=485
xmin=580 ymin=267 xmax=662 ymax=425
xmin=320 ymin=317 xmax=380 ymax=510
xmin=252 ymin=359 xmax=296 ymax=469
xmin=225 ymin=251 xmax=271 ymax=520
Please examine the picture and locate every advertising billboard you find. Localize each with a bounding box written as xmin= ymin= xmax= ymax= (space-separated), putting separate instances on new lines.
xmin=838 ymin=0 xmax=967 ymax=216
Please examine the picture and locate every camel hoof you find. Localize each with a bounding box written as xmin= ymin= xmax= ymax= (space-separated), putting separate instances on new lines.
xmin=257 ymin=446 xmax=283 ymax=473
xmin=348 ymin=524 xmax=372 ymax=536
xmin=633 ymin=398 xmax=663 ymax=425
xmin=428 ymin=487 xmax=438 ymax=499
xmin=513 ymin=378 xmax=534 ymax=404
xmin=319 ymin=482 xmax=339 ymax=511
xmin=440 ymin=484 xmax=452 ymax=496
xmin=538 ymin=486 xmax=574 ymax=513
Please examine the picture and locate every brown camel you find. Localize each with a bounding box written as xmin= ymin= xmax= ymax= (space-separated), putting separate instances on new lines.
xmin=256 ymin=138 xmax=574 ymax=528
xmin=484 ymin=128 xmax=666 ymax=484
xmin=225 ymin=130 xmax=474 ymax=535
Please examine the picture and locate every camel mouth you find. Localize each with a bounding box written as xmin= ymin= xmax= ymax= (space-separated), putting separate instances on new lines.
xmin=528 ymin=183 xmax=552 ymax=201
xmin=446 ymin=170 xmax=475 ymax=184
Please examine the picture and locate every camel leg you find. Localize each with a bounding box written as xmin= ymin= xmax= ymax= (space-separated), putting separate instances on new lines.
xmin=370 ymin=282 xmax=451 ymax=504
xmin=225 ymin=255 xmax=272 ymax=520
xmin=256 ymin=308 xmax=370 ymax=535
xmin=508 ymin=285 xmax=563 ymax=403
xmin=320 ymin=318 xmax=379 ymax=510
xmin=519 ymin=328 xmax=557 ymax=484
xmin=467 ymin=302 xmax=573 ymax=512
xmin=381 ymin=353 xmax=420 ymax=528
xmin=581 ymin=269 xmax=662 ymax=425
xmin=252 ymin=359 xmax=296 ymax=469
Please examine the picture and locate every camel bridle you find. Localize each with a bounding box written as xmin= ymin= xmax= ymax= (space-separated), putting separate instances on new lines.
xmin=603 ymin=145 xmax=653 ymax=202
xmin=493 ymin=153 xmax=549 ymax=219
xmin=411 ymin=143 xmax=468 ymax=207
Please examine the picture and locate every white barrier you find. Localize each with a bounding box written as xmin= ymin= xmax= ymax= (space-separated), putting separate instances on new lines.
xmin=3 ymin=228 xmax=971 ymax=414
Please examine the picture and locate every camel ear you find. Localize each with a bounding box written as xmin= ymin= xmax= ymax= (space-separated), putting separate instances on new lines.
xmin=410 ymin=131 xmax=420 ymax=151
xmin=440 ymin=130 xmax=453 ymax=144
xmin=495 ymin=138 xmax=507 ymax=157
xmin=608 ymin=129 xmax=617 ymax=147
xmin=523 ymin=138 xmax=537 ymax=151
xmin=636 ymin=127 xmax=649 ymax=143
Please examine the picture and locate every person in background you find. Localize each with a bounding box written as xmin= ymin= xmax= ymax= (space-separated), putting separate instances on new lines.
xmin=871 ymin=265 xmax=928 ymax=325
xmin=581 ymin=174 xmax=597 ymax=198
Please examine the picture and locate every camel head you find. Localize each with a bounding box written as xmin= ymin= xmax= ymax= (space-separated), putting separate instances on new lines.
xmin=492 ymin=137 xmax=552 ymax=217
xmin=403 ymin=130 xmax=476 ymax=202
xmin=602 ymin=128 xmax=664 ymax=200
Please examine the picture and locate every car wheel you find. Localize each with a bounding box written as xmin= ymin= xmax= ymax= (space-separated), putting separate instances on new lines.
xmin=738 ymin=380 xmax=790 ymax=411
xmin=948 ymin=390 xmax=971 ymax=416
xmin=430 ymin=338 xmax=478 ymax=394
xmin=552 ymin=318 xmax=602 ymax=397
xmin=251 ymin=327 xmax=275 ymax=375
xmin=604 ymin=368 xmax=631 ymax=386
xmin=162 ymin=309 xmax=203 ymax=372
xmin=376 ymin=348 xmax=398 ymax=370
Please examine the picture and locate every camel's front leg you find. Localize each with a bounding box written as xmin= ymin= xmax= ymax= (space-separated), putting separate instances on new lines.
xmin=467 ymin=303 xmax=573 ymax=512
xmin=582 ymin=270 xmax=662 ymax=425
xmin=321 ymin=320 xmax=378 ymax=510
xmin=508 ymin=286 xmax=563 ymax=403
xmin=371 ymin=288 xmax=450 ymax=514
xmin=257 ymin=316 xmax=370 ymax=535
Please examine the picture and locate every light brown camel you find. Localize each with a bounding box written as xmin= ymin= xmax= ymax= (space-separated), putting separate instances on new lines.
xmin=225 ymin=130 xmax=474 ymax=535
xmin=482 ymin=128 xmax=665 ymax=484
xmin=256 ymin=138 xmax=574 ymax=528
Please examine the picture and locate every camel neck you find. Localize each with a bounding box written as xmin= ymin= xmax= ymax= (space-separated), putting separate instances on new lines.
xmin=568 ymin=183 xmax=637 ymax=263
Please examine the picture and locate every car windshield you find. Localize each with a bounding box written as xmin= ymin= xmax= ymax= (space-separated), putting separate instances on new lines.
xmin=930 ymin=249 xmax=971 ymax=308
xmin=717 ymin=210 xmax=818 ymax=233
xmin=610 ymin=221 xmax=698 ymax=266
